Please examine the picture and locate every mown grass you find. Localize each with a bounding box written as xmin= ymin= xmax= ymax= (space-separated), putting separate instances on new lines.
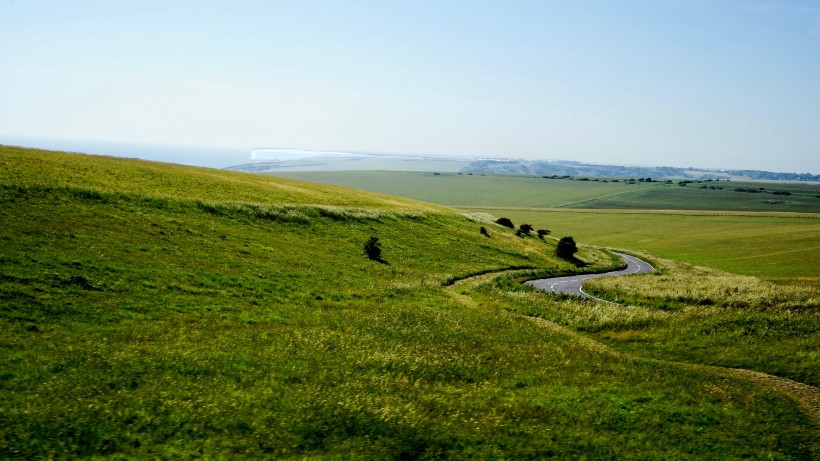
xmin=1 ymin=146 xmax=817 ymax=459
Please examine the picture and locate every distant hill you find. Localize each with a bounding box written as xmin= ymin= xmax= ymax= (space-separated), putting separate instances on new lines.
xmin=226 ymin=150 xmax=819 ymax=181
xmin=461 ymin=159 xmax=820 ymax=182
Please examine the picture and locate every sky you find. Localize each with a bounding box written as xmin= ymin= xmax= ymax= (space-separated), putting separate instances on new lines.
xmin=2 ymin=0 xmax=819 ymax=173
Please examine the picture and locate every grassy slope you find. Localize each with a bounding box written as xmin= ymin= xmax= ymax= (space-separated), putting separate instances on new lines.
xmin=1 ymin=147 xmax=817 ymax=459
xmin=273 ymin=171 xmax=820 ymax=283
xmin=582 ymin=255 xmax=819 ymax=386
xmin=486 ymin=253 xmax=819 ymax=387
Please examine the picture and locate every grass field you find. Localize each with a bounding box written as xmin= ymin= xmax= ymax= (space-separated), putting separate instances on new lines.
xmin=483 ymin=253 xmax=819 ymax=387
xmin=272 ymin=171 xmax=820 ymax=213
xmin=2 ymin=147 xmax=818 ymax=459
xmin=273 ymin=171 xmax=820 ymax=283
xmin=473 ymin=208 xmax=820 ymax=285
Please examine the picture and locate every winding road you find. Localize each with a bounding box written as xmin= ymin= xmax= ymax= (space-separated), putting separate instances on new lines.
xmin=525 ymin=252 xmax=653 ymax=302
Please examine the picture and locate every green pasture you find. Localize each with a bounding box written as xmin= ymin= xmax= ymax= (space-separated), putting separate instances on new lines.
xmin=273 ymin=170 xmax=820 ymax=213
xmin=1 ymin=146 xmax=817 ymax=459
xmin=471 ymin=208 xmax=820 ymax=283
xmin=273 ymin=170 xmax=630 ymax=208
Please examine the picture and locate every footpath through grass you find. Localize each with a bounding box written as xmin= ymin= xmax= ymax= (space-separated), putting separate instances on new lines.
xmin=1 ymin=146 xmax=817 ymax=459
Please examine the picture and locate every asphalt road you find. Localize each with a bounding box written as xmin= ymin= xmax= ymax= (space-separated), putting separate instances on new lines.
xmin=525 ymin=252 xmax=653 ymax=302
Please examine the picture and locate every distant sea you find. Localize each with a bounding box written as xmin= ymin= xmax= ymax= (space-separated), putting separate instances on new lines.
xmin=0 ymin=136 xmax=252 ymax=169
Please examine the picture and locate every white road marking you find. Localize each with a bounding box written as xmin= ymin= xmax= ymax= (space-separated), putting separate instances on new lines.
xmin=527 ymin=252 xmax=653 ymax=302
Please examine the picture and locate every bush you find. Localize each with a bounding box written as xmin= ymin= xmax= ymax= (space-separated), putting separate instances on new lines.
xmin=556 ymin=236 xmax=578 ymax=260
xmin=480 ymin=227 xmax=490 ymax=237
xmin=495 ymin=217 xmax=514 ymax=229
xmin=363 ymin=236 xmax=382 ymax=261
xmin=518 ymin=224 xmax=533 ymax=235
xmin=536 ymin=229 xmax=551 ymax=239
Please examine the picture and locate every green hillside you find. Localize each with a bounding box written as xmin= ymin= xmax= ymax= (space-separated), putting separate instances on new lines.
xmin=271 ymin=170 xmax=820 ymax=283
xmin=1 ymin=147 xmax=817 ymax=459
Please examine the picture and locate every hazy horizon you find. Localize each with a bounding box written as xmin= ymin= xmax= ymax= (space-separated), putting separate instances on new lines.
xmin=4 ymin=135 xmax=818 ymax=176
xmin=3 ymin=1 xmax=819 ymax=173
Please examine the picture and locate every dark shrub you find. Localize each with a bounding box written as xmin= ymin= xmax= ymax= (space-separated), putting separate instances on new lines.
xmin=556 ymin=236 xmax=578 ymax=260
xmin=480 ymin=227 xmax=489 ymax=237
xmin=518 ymin=224 xmax=533 ymax=235
xmin=495 ymin=217 xmax=514 ymax=228
xmin=364 ymin=237 xmax=382 ymax=261
xmin=536 ymin=229 xmax=551 ymax=239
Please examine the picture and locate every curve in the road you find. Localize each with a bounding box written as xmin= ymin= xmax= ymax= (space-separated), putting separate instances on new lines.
xmin=525 ymin=252 xmax=653 ymax=302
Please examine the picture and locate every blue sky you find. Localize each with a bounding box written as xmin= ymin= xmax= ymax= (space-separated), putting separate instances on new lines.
xmin=2 ymin=1 xmax=819 ymax=172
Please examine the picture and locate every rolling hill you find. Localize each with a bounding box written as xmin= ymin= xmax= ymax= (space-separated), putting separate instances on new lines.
xmin=1 ymin=146 xmax=816 ymax=459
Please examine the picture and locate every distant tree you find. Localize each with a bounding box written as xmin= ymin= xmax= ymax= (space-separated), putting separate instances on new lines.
xmin=536 ymin=229 xmax=551 ymax=239
xmin=495 ymin=217 xmax=514 ymax=229
xmin=556 ymin=236 xmax=578 ymax=260
xmin=363 ymin=236 xmax=382 ymax=261
xmin=518 ymin=223 xmax=533 ymax=235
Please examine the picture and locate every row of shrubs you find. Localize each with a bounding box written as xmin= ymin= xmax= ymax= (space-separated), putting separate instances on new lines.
xmin=493 ymin=217 xmax=577 ymax=259
xmin=363 ymin=216 xmax=577 ymax=263
xmin=734 ymin=187 xmax=792 ymax=195
xmin=493 ymin=217 xmax=551 ymax=239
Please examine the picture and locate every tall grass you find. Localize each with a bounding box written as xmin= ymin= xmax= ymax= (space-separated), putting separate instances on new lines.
xmin=499 ymin=253 xmax=820 ymax=387
xmin=586 ymin=257 xmax=819 ymax=311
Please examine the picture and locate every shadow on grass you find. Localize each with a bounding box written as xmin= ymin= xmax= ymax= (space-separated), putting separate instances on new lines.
xmin=558 ymin=256 xmax=588 ymax=268
xmin=368 ymin=257 xmax=390 ymax=265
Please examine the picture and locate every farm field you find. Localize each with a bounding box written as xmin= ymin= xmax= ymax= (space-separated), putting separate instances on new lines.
xmin=274 ymin=171 xmax=820 ymax=284
xmin=272 ymin=171 xmax=820 ymax=213
xmin=474 ymin=208 xmax=820 ymax=285
xmin=1 ymin=147 xmax=818 ymax=459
